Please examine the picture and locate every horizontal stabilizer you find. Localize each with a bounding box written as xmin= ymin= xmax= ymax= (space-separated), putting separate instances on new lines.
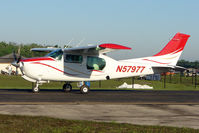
xmin=152 ymin=65 xmax=186 ymax=74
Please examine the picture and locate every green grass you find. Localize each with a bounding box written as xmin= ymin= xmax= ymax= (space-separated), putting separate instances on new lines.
xmin=0 ymin=74 xmax=198 ymax=90
xmin=0 ymin=114 xmax=198 ymax=133
xmin=91 ymin=76 xmax=199 ymax=90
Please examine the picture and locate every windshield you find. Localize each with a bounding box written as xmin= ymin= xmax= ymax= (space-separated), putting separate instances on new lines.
xmin=46 ymin=49 xmax=63 ymax=60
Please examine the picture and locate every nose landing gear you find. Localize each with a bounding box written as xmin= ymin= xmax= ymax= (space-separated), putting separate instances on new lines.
xmin=32 ymin=82 xmax=40 ymax=93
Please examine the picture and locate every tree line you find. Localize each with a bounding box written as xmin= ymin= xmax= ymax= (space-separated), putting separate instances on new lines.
xmin=177 ymin=59 xmax=199 ymax=69
xmin=0 ymin=41 xmax=55 ymax=58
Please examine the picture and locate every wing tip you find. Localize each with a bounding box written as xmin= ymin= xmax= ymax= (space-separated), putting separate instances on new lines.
xmin=99 ymin=43 xmax=131 ymax=50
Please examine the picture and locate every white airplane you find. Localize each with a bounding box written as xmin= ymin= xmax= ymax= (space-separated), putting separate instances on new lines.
xmin=12 ymin=32 xmax=190 ymax=94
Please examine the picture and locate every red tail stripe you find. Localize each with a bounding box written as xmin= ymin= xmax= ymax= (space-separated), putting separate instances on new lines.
xmin=171 ymin=47 xmax=183 ymax=55
xmin=153 ymin=33 xmax=190 ymax=56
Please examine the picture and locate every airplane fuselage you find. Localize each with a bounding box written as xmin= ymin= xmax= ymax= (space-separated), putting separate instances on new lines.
xmin=20 ymin=54 xmax=154 ymax=83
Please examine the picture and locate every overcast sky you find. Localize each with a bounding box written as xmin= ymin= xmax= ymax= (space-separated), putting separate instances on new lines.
xmin=0 ymin=0 xmax=198 ymax=61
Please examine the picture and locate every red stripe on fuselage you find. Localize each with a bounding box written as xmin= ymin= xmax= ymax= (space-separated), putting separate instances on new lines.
xmin=142 ymin=59 xmax=170 ymax=64
xmin=31 ymin=62 xmax=76 ymax=76
xmin=91 ymin=70 xmax=103 ymax=73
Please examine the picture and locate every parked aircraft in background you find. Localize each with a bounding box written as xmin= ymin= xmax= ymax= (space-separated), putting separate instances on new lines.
xmin=12 ymin=33 xmax=190 ymax=94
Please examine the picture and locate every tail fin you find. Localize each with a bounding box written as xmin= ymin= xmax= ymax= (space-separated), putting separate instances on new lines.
xmin=143 ymin=33 xmax=190 ymax=66
xmin=154 ymin=32 xmax=190 ymax=56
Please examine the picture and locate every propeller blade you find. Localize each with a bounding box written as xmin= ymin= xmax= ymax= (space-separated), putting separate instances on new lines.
xmin=12 ymin=50 xmax=20 ymax=67
xmin=13 ymin=51 xmax=17 ymax=61
xmin=17 ymin=55 xmax=21 ymax=63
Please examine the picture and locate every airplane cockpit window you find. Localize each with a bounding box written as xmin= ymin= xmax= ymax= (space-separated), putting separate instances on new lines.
xmin=46 ymin=49 xmax=63 ymax=60
xmin=87 ymin=56 xmax=106 ymax=70
xmin=64 ymin=54 xmax=83 ymax=63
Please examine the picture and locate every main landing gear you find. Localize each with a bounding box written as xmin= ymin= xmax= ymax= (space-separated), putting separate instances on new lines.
xmin=63 ymin=82 xmax=90 ymax=94
xmin=32 ymin=81 xmax=90 ymax=94
xmin=80 ymin=85 xmax=89 ymax=94
xmin=63 ymin=83 xmax=72 ymax=92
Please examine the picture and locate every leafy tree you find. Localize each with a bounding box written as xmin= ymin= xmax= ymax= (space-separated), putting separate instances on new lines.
xmin=0 ymin=41 xmax=72 ymax=58
xmin=177 ymin=60 xmax=199 ymax=69
xmin=0 ymin=42 xmax=49 ymax=57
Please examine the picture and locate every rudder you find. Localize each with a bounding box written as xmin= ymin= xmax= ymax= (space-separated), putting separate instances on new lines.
xmin=154 ymin=32 xmax=190 ymax=56
xmin=142 ymin=33 xmax=190 ymax=66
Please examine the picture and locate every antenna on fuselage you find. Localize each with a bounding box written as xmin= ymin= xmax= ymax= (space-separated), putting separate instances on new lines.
xmin=76 ymin=38 xmax=85 ymax=47
xmin=67 ymin=38 xmax=74 ymax=46
xmin=64 ymin=38 xmax=74 ymax=48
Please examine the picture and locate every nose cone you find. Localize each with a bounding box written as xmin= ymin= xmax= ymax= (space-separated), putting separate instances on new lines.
xmin=17 ymin=61 xmax=25 ymax=75
xmin=11 ymin=61 xmax=19 ymax=67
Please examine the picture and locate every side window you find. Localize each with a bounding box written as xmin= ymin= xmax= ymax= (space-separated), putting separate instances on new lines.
xmin=65 ymin=54 xmax=83 ymax=63
xmin=87 ymin=56 xmax=106 ymax=70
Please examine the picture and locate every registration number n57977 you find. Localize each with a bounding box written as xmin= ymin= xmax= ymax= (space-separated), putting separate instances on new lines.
xmin=116 ymin=65 xmax=146 ymax=73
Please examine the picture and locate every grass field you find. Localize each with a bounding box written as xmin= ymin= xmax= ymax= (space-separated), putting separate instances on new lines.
xmin=0 ymin=74 xmax=198 ymax=90
xmin=0 ymin=75 xmax=199 ymax=132
xmin=0 ymin=114 xmax=198 ymax=133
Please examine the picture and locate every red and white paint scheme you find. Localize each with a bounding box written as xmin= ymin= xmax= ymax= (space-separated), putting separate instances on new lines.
xmin=16 ymin=33 xmax=190 ymax=93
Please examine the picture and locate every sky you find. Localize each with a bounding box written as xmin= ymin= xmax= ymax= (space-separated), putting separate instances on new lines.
xmin=0 ymin=0 xmax=198 ymax=61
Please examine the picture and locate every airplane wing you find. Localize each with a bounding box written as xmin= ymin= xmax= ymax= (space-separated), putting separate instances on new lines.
xmin=31 ymin=48 xmax=61 ymax=52
xmin=63 ymin=43 xmax=131 ymax=54
xmin=31 ymin=43 xmax=131 ymax=54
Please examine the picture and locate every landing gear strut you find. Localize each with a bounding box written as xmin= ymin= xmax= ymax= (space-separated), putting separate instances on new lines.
xmin=63 ymin=83 xmax=72 ymax=92
xmin=32 ymin=82 xmax=40 ymax=93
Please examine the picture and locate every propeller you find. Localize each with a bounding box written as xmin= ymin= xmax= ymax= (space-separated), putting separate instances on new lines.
xmin=11 ymin=49 xmax=21 ymax=67
xmin=11 ymin=46 xmax=23 ymax=75
xmin=13 ymin=50 xmax=17 ymax=61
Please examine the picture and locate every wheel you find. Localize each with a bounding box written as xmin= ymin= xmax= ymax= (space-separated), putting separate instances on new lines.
xmin=63 ymin=84 xmax=72 ymax=92
xmin=32 ymin=86 xmax=40 ymax=93
xmin=80 ymin=85 xmax=89 ymax=94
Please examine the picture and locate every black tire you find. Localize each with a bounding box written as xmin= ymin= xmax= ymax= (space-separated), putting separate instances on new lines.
xmin=32 ymin=87 xmax=40 ymax=93
xmin=63 ymin=84 xmax=72 ymax=92
xmin=80 ymin=85 xmax=89 ymax=94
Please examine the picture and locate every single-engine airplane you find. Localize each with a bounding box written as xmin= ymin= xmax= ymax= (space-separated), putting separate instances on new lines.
xmin=12 ymin=32 xmax=190 ymax=94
